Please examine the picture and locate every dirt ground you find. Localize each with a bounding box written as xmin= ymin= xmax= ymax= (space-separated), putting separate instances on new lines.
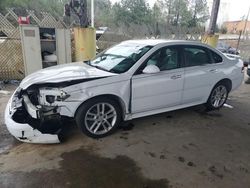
xmin=0 ymin=77 xmax=250 ymax=188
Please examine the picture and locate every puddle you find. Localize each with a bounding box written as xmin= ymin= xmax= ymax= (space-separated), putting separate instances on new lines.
xmin=0 ymin=148 xmax=170 ymax=188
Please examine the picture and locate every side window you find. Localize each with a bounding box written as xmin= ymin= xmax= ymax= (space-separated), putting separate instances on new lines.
xmin=210 ymin=50 xmax=223 ymax=63
xmin=145 ymin=47 xmax=179 ymax=71
xmin=184 ymin=47 xmax=210 ymax=67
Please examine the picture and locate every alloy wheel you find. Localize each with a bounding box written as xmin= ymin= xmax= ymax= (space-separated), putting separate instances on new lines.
xmin=84 ymin=103 xmax=117 ymax=135
xmin=210 ymin=85 xmax=228 ymax=108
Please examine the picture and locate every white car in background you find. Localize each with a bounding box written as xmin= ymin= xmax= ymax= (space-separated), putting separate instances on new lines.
xmin=5 ymin=40 xmax=244 ymax=144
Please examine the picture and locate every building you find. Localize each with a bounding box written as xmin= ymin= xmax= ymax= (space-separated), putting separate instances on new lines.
xmin=223 ymin=20 xmax=250 ymax=34
xmin=205 ymin=0 xmax=230 ymax=29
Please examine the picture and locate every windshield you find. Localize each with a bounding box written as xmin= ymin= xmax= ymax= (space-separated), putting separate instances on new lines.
xmin=90 ymin=43 xmax=152 ymax=73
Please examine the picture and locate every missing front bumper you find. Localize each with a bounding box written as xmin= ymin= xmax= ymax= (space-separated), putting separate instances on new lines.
xmin=5 ymin=96 xmax=60 ymax=144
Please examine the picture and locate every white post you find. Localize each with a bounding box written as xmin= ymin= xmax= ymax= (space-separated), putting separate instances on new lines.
xmin=91 ymin=0 xmax=94 ymax=27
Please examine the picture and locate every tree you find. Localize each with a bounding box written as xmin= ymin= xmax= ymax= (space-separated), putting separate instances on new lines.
xmin=171 ymin=0 xmax=192 ymax=26
xmin=111 ymin=2 xmax=126 ymax=25
xmin=220 ymin=26 xmax=227 ymax=34
xmin=189 ymin=0 xmax=209 ymax=27
xmin=111 ymin=0 xmax=151 ymax=25
xmin=152 ymin=3 xmax=162 ymax=23
xmin=87 ymin=0 xmax=112 ymax=26
xmin=0 ymin=0 xmax=210 ymax=36
xmin=156 ymin=0 xmax=209 ymax=27
xmin=0 ymin=0 xmax=68 ymax=16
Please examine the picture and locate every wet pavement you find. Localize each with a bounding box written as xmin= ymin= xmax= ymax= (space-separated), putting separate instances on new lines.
xmin=0 ymin=77 xmax=250 ymax=188
xmin=0 ymin=148 xmax=169 ymax=188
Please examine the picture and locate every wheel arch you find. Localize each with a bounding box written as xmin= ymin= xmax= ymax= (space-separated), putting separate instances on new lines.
xmin=206 ymin=78 xmax=232 ymax=102
xmin=205 ymin=78 xmax=232 ymax=110
xmin=74 ymin=94 xmax=127 ymax=120
xmin=215 ymin=78 xmax=232 ymax=92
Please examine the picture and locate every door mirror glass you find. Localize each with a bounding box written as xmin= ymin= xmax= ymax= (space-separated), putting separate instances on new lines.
xmin=142 ymin=64 xmax=160 ymax=74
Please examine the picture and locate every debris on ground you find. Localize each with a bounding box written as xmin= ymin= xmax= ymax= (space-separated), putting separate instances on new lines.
xmin=0 ymin=90 xmax=11 ymax=95
xmin=223 ymin=104 xmax=234 ymax=109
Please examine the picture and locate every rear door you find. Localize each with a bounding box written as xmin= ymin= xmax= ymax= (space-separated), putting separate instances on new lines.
xmin=182 ymin=45 xmax=224 ymax=105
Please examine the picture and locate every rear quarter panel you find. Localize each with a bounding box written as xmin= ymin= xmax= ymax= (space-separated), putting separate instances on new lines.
xmin=224 ymin=57 xmax=244 ymax=91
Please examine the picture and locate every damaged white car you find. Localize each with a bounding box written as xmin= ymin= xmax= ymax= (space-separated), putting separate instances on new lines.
xmin=5 ymin=40 xmax=244 ymax=144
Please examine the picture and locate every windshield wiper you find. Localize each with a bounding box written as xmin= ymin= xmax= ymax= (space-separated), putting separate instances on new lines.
xmin=84 ymin=61 xmax=102 ymax=70
xmin=90 ymin=64 xmax=110 ymax=72
xmin=83 ymin=60 xmax=91 ymax=65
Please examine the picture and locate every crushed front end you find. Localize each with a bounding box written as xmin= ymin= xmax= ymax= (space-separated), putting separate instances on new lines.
xmin=4 ymin=86 xmax=71 ymax=144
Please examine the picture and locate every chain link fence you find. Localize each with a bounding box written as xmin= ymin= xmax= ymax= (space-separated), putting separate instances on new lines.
xmin=96 ymin=23 xmax=205 ymax=51
xmin=97 ymin=22 xmax=250 ymax=64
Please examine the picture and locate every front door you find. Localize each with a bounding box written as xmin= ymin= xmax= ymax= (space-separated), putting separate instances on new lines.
xmin=131 ymin=46 xmax=184 ymax=113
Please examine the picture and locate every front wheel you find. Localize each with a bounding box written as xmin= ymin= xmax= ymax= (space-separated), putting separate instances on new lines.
xmin=75 ymin=98 xmax=122 ymax=138
xmin=206 ymin=83 xmax=229 ymax=110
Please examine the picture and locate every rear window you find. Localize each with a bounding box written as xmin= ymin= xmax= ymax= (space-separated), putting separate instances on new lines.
xmin=184 ymin=47 xmax=210 ymax=67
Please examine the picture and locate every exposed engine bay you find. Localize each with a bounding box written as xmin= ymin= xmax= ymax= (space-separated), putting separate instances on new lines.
xmin=11 ymin=86 xmax=71 ymax=140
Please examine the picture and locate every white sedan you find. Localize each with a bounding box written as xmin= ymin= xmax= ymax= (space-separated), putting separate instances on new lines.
xmin=5 ymin=40 xmax=244 ymax=143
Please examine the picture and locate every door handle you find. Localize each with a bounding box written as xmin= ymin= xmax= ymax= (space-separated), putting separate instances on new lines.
xmin=209 ymin=69 xmax=218 ymax=73
xmin=171 ymin=75 xmax=182 ymax=80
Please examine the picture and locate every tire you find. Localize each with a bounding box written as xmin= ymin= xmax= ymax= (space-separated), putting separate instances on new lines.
xmin=75 ymin=97 xmax=122 ymax=138
xmin=206 ymin=82 xmax=229 ymax=111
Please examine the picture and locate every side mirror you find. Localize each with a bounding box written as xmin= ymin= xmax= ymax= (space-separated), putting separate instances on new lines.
xmin=142 ymin=64 xmax=160 ymax=74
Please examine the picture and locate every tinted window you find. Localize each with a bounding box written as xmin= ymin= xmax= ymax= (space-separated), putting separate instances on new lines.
xmin=145 ymin=47 xmax=179 ymax=71
xmin=184 ymin=47 xmax=210 ymax=67
xmin=210 ymin=50 xmax=223 ymax=63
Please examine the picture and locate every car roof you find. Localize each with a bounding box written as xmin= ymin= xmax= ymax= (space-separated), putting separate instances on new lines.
xmin=119 ymin=39 xmax=226 ymax=58
xmin=120 ymin=39 xmax=169 ymax=46
xmin=120 ymin=39 xmax=209 ymax=47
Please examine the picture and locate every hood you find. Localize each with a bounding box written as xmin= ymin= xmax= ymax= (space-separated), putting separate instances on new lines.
xmin=20 ymin=62 xmax=116 ymax=89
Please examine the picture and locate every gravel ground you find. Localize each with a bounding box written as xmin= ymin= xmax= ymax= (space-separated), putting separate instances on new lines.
xmin=0 ymin=77 xmax=250 ymax=188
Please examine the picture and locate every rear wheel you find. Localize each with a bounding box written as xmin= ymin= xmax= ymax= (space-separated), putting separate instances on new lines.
xmin=75 ymin=98 xmax=121 ymax=138
xmin=206 ymin=83 xmax=229 ymax=110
